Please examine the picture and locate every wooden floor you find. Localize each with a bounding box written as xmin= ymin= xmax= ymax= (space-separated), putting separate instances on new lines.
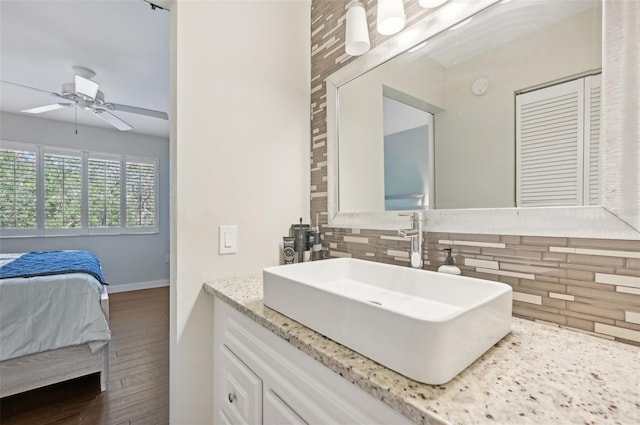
xmin=0 ymin=287 xmax=169 ymax=425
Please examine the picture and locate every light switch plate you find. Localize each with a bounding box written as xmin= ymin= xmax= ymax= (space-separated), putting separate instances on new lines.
xmin=219 ymin=225 xmax=238 ymax=255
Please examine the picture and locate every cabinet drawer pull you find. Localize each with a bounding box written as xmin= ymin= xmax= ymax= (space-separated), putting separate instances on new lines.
xmin=228 ymin=391 xmax=237 ymax=403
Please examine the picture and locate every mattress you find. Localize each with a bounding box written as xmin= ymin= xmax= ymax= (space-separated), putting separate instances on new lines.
xmin=0 ymin=253 xmax=111 ymax=361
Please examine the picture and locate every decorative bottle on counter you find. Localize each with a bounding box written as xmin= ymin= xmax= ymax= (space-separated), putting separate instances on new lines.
xmin=283 ymin=237 xmax=295 ymax=264
xmin=311 ymin=228 xmax=323 ymax=260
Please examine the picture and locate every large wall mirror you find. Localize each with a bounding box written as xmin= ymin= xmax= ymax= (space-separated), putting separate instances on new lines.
xmin=327 ymin=0 xmax=639 ymax=238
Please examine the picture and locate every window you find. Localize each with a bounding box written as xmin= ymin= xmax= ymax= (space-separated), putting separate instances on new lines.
xmin=126 ymin=161 xmax=156 ymax=227
xmin=88 ymin=157 xmax=121 ymax=228
xmin=44 ymin=151 xmax=82 ymax=229
xmin=516 ymin=74 xmax=601 ymax=207
xmin=0 ymin=142 xmax=158 ymax=236
xmin=0 ymin=145 xmax=37 ymax=230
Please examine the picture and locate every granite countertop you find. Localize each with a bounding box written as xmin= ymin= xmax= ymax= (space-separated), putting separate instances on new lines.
xmin=204 ymin=275 xmax=640 ymax=425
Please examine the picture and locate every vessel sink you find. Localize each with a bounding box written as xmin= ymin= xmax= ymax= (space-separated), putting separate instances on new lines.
xmin=263 ymin=258 xmax=512 ymax=385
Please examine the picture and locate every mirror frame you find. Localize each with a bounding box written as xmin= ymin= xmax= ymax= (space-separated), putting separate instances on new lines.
xmin=326 ymin=0 xmax=640 ymax=239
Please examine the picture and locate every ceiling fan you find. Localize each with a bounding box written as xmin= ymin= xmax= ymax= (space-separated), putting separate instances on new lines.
xmin=1 ymin=66 xmax=168 ymax=131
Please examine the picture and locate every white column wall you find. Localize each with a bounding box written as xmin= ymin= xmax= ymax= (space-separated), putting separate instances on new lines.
xmin=171 ymin=1 xmax=310 ymax=423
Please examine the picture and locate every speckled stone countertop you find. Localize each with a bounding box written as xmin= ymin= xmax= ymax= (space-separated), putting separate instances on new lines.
xmin=203 ymin=275 xmax=640 ymax=425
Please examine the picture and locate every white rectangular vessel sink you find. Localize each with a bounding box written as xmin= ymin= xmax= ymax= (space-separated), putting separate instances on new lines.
xmin=263 ymin=258 xmax=512 ymax=385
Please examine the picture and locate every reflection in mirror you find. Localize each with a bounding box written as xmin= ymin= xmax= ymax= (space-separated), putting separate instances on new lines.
xmin=383 ymin=95 xmax=434 ymax=211
xmin=337 ymin=0 xmax=602 ymax=212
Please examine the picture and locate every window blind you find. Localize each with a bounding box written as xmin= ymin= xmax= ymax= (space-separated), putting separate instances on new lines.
xmin=1 ymin=142 xmax=159 ymax=236
xmin=0 ymin=147 xmax=37 ymax=229
xmin=126 ymin=161 xmax=156 ymax=227
xmin=88 ymin=157 xmax=121 ymax=228
xmin=44 ymin=152 xmax=82 ymax=228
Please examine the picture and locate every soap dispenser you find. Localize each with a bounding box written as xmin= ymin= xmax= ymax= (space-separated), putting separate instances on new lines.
xmin=438 ymin=248 xmax=461 ymax=275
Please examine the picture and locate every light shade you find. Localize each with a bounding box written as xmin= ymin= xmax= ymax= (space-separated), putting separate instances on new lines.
xmin=377 ymin=0 xmax=405 ymax=35
xmin=419 ymin=0 xmax=449 ymax=8
xmin=75 ymin=75 xmax=99 ymax=100
xmin=345 ymin=1 xmax=370 ymax=56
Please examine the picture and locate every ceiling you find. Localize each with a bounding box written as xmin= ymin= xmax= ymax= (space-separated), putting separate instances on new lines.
xmin=0 ymin=0 xmax=170 ymax=138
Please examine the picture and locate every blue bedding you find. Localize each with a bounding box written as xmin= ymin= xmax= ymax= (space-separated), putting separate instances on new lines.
xmin=0 ymin=250 xmax=108 ymax=285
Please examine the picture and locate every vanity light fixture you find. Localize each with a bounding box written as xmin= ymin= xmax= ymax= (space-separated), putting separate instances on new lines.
xmin=346 ymin=0 xmax=453 ymax=55
xmin=377 ymin=0 xmax=405 ymax=35
xmin=418 ymin=0 xmax=449 ymax=8
xmin=345 ymin=1 xmax=371 ymax=56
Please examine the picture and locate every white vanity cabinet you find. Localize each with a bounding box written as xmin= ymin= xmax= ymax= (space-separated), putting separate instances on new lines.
xmin=213 ymin=297 xmax=414 ymax=425
xmin=218 ymin=345 xmax=262 ymax=424
xmin=262 ymin=389 xmax=306 ymax=425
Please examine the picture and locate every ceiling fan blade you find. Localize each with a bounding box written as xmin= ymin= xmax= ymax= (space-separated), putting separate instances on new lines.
xmin=107 ymin=103 xmax=168 ymax=120
xmin=1 ymin=80 xmax=63 ymax=98
xmin=92 ymin=109 xmax=133 ymax=131
xmin=75 ymin=75 xmax=99 ymax=100
xmin=22 ymin=103 xmax=73 ymax=114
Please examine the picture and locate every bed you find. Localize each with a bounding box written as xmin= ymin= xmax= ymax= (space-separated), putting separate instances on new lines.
xmin=0 ymin=251 xmax=111 ymax=398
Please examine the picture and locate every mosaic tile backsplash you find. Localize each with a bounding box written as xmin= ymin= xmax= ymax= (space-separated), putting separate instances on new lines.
xmin=309 ymin=1 xmax=639 ymax=345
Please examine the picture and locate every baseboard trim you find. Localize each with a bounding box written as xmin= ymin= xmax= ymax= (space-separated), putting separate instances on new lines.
xmin=106 ymin=279 xmax=169 ymax=293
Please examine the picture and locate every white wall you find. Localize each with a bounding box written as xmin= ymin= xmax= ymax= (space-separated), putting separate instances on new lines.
xmin=171 ymin=1 xmax=310 ymax=423
xmin=0 ymin=112 xmax=170 ymax=288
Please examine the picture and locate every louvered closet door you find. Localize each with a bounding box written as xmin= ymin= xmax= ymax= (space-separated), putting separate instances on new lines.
xmin=584 ymin=74 xmax=601 ymax=205
xmin=516 ymin=79 xmax=585 ymax=207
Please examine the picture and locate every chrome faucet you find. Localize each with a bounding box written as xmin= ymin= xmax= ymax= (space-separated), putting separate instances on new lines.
xmin=398 ymin=212 xmax=423 ymax=268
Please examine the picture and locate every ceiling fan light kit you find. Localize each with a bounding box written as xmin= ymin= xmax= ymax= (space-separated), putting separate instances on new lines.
xmin=3 ymin=65 xmax=168 ymax=132
xmin=75 ymin=75 xmax=99 ymax=100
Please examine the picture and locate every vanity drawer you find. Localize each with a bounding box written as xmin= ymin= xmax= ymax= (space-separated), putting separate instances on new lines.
xmin=263 ymin=388 xmax=307 ymax=425
xmin=218 ymin=344 xmax=262 ymax=425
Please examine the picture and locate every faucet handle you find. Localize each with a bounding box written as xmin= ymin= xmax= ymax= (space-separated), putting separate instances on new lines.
xmin=399 ymin=211 xmax=423 ymax=221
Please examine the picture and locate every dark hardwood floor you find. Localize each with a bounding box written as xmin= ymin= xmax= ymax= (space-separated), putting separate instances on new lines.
xmin=0 ymin=287 xmax=169 ymax=425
